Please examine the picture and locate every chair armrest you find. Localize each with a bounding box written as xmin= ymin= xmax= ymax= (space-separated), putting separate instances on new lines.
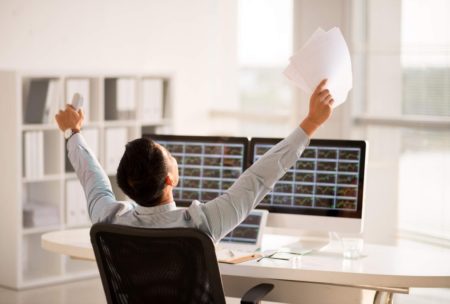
xmin=240 ymin=283 xmax=274 ymax=304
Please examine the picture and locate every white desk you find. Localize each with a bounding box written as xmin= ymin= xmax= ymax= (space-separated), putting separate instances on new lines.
xmin=42 ymin=229 xmax=450 ymax=304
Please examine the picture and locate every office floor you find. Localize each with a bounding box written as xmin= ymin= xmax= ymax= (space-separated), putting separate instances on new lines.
xmin=0 ymin=277 xmax=449 ymax=304
xmin=0 ymin=277 xmax=280 ymax=304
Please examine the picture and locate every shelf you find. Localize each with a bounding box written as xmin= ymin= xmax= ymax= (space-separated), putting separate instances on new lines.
xmin=19 ymin=270 xmax=98 ymax=289
xmin=22 ymin=124 xmax=59 ymax=131
xmin=22 ymin=225 xmax=62 ymax=236
xmin=141 ymin=118 xmax=172 ymax=126
xmin=23 ymin=174 xmax=62 ymax=183
xmin=21 ymin=121 xmax=102 ymax=132
xmin=22 ymin=233 xmax=63 ymax=282
xmin=64 ymin=223 xmax=91 ymax=230
xmin=82 ymin=122 xmax=102 ymax=128
xmin=22 ymin=130 xmax=62 ymax=178
xmin=22 ymin=181 xmax=62 ymax=229
xmin=20 ymin=274 xmax=66 ymax=289
xmin=0 ymin=71 xmax=172 ymax=289
xmin=103 ymin=120 xmax=139 ymax=127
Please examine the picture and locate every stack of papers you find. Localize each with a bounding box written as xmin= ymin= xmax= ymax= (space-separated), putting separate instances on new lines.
xmin=284 ymin=27 xmax=352 ymax=108
xmin=23 ymin=202 xmax=60 ymax=228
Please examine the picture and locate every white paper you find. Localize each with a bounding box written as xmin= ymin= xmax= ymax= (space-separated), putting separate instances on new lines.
xmin=66 ymin=79 xmax=90 ymax=121
xmin=284 ymin=27 xmax=352 ymax=108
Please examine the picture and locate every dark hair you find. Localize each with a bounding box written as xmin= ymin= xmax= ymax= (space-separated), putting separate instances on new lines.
xmin=117 ymin=138 xmax=167 ymax=207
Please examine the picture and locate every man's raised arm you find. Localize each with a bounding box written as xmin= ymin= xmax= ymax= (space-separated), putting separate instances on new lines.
xmin=189 ymin=79 xmax=334 ymax=242
xmin=55 ymin=106 xmax=121 ymax=223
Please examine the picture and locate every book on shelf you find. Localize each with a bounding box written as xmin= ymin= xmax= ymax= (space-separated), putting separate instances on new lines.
xmin=66 ymin=79 xmax=90 ymax=122
xmin=43 ymin=80 xmax=58 ymax=123
xmin=104 ymin=78 xmax=136 ymax=120
xmin=117 ymin=79 xmax=136 ymax=120
xmin=24 ymin=131 xmax=44 ymax=179
xmin=142 ymin=78 xmax=164 ymax=122
xmin=24 ymin=132 xmax=32 ymax=178
xmin=37 ymin=131 xmax=44 ymax=178
xmin=66 ymin=179 xmax=90 ymax=227
xmin=23 ymin=201 xmax=60 ymax=228
xmin=24 ymin=79 xmax=60 ymax=124
xmin=105 ymin=127 xmax=128 ymax=173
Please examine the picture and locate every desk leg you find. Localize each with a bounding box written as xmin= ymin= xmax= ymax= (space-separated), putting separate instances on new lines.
xmin=373 ymin=291 xmax=394 ymax=304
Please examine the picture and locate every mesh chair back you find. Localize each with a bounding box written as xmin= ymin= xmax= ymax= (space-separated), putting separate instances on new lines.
xmin=90 ymin=224 xmax=226 ymax=304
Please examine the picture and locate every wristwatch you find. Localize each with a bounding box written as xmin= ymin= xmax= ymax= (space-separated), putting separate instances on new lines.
xmin=64 ymin=128 xmax=80 ymax=140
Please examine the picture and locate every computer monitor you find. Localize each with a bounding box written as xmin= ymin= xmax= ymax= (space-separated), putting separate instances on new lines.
xmin=146 ymin=134 xmax=248 ymax=207
xmin=249 ymin=138 xmax=367 ymax=235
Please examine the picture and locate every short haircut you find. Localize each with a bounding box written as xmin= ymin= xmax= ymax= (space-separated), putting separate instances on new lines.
xmin=117 ymin=138 xmax=167 ymax=207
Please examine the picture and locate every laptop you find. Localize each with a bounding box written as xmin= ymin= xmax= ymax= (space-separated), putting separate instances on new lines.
xmin=216 ymin=209 xmax=268 ymax=263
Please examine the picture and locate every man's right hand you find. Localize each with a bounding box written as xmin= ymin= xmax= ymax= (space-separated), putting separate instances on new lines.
xmin=55 ymin=105 xmax=84 ymax=133
xmin=300 ymin=79 xmax=334 ymax=136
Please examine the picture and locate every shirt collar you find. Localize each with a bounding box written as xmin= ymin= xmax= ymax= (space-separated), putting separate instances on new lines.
xmin=135 ymin=202 xmax=177 ymax=215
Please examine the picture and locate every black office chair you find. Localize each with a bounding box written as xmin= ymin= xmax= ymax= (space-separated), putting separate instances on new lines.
xmin=90 ymin=223 xmax=274 ymax=304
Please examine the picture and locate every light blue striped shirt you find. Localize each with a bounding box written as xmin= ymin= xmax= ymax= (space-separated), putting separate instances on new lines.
xmin=67 ymin=127 xmax=310 ymax=242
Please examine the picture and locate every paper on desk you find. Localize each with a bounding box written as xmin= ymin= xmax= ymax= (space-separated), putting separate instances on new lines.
xmin=217 ymin=252 xmax=262 ymax=264
xmin=284 ymin=27 xmax=352 ymax=108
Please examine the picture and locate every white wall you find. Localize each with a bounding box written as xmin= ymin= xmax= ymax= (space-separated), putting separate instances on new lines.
xmin=0 ymin=0 xmax=238 ymax=134
xmin=0 ymin=0 xmax=401 ymax=246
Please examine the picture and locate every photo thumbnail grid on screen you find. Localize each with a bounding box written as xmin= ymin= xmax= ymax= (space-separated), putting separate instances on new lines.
xmin=253 ymin=141 xmax=363 ymax=214
xmin=148 ymin=135 xmax=248 ymax=206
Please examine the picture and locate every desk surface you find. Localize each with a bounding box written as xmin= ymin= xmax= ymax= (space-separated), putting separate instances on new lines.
xmin=41 ymin=228 xmax=450 ymax=290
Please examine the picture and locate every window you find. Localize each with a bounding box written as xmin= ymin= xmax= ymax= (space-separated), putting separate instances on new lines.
xmin=356 ymin=0 xmax=450 ymax=245
xmin=237 ymin=0 xmax=293 ymax=136
xmin=397 ymin=0 xmax=450 ymax=242
xmin=401 ymin=0 xmax=450 ymax=116
xmin=399 ymin=128 xmax=450 ymax=241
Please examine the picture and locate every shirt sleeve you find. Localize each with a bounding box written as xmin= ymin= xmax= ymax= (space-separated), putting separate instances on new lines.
xmin=67 ymin=133 xmax=121 ymax=223
xmin=188 ymin=127 xmax=310 ymax=242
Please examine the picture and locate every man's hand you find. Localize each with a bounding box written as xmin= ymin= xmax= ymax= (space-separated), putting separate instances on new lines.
xmin=300 ymin=79 xmax=334 ymax=136
xmin=55 ymin=105 xmax=84 ymax=132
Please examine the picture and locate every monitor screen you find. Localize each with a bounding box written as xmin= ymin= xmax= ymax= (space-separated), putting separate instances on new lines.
xmin=250 ymin=138 xmax=366 ymax=219
xmin=221 ymin=211 xmax=263 ymax=245
xmin=146 ymin=135 xmax=248 ymax=207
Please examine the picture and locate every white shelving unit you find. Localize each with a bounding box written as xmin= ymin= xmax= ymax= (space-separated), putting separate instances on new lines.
xmin=0 ymin=71 xmax=172 ymax=289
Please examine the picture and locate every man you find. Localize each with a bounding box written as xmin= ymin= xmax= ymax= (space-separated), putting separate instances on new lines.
xmin=55 ymin=79 xmax=333 ymax=242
